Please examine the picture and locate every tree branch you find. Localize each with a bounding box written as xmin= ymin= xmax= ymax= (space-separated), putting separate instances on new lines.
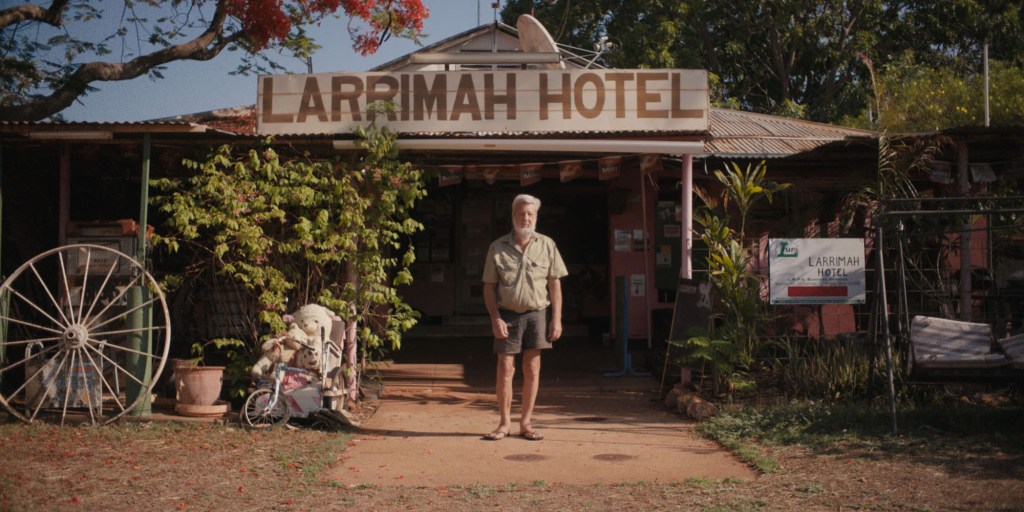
xmin=0 ymin=0 xmax=69 ymax=30
xmin=0 ymin=1 xmax=238 ymax=121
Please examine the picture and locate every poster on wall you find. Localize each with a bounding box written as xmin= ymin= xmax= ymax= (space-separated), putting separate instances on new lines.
xmin=768 ymin=238 xmax=866 ymax=305
xmin=656 ymin=245 xmax=672 ymax=266
xmin=630 ymin=274 xmax=645 ymax=297
xmin=614 ymin=230 xmax=631 ymax=252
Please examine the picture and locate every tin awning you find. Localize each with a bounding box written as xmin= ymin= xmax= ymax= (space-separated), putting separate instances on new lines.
xmin=332 ymin=138 xmax=705 ymax=154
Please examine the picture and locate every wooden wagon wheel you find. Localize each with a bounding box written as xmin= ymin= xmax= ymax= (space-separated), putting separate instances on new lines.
xmin=0 ymin=244 xmax=170 ymax=425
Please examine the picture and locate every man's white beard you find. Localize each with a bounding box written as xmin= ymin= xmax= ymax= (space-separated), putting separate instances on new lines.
xmin=514 ymin=225 xmax=535 ymax=239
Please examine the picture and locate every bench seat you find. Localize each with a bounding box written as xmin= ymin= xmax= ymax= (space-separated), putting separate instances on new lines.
xmin=910 ymin=316 xmax=1008 ymax=370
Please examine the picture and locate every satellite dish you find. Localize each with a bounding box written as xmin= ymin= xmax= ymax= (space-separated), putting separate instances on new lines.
xmin=516 ymin=14 xmax=565 ymax=69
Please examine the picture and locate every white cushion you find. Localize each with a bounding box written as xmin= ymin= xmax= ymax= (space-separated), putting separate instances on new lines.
xmin=910 ymin=316 xmax=1008 ymax=369
xmin=997 ymin=333 xmax=1024 ymax=369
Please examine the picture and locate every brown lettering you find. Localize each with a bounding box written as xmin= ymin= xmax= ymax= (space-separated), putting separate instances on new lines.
xmin=297 ymin=77 xmax=328 ymax=123
xmin=261 ymin=77 xmax=294 ymax=123
xmin=367 ymin=76 xmax=400 ymax=121
xmin=540 ymin=73 xmax=572 ymax=120
xmin=400 ymin=74 xmax=410 ymax=121
xmin=573 ymin=72 xmax=604 ymax=119
xmin=603 ymin=73 xmax=634 ymax=118
xmin=413 ymin=74 xmax=448 ymax=121
xmin=451 ymin=74 xmax=482 ymax=121
xmin=671 ymin=72 xmax=703 ymax=118
xmin=331 ymin=76 xmax=363 ymax=122
xmin=637 ymin=72 xmax=668 ymax=119
xmin=484 ymin=73 xmax=516 ymax=120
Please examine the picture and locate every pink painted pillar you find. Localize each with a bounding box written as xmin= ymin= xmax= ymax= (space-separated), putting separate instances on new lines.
xmin=679 ymin=154 xmax=694 ymax=385
xmin=681 ymin=154 xmax=693 ymax=280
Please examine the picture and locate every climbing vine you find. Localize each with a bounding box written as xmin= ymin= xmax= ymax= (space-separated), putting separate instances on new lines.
xmin=152 ymin=126 xmax=426 ymax=371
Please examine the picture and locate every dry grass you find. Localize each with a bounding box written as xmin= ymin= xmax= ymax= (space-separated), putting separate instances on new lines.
xmin=2 ymin=403 xmax=1023 ymax=512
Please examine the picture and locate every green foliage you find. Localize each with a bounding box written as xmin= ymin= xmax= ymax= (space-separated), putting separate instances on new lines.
xmin=702 ymin=161 xmax=790 ymax=241
xmin=845 ymin=55 xmax=1024 ymax=132
xmin=675 ymin=161 xmax=788 ymax=395
xmin=699 ymin=400 xmax=1024 ymax=457
xmin=678 ymin=326 xmax=750 ymax=383
xmin=502 ymin=1 xmax=1024 ymax=125
xmin=151 ymin=128 xmax=426 ymax=376
xmin=838 ymin=134 xmax=942 ymax=234
xmin=190 ymin=337 xmax=247 ymax=364
xmin=695 ymin=409 xmax=783 ymax=473
xmin=838 ymin=129 xmax=995 ymax=318
xmin=764 ymin=336 xmax=882 ymax=402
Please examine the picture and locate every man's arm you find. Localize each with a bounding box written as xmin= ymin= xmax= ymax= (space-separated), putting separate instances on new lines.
xmin=483 ymin=282 xmax=508 ymax=339
xmin=547 ymin=277 xmax=563 ymax=341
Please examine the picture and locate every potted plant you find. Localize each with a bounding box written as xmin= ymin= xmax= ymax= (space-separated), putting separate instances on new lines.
xmin=173 ymin=338 xmax=244 ymax=416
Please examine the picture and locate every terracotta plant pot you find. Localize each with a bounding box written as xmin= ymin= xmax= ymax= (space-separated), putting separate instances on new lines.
xmin=174 ymin=366 xmax=225 ymax=407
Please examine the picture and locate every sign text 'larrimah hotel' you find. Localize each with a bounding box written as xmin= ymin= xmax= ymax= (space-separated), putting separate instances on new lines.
xmin=257 ymin=69 xmax=709 ymax=135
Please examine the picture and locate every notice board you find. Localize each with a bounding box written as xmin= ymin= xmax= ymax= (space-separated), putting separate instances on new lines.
xmin=667 ymin=277 xmax=713 ymax=342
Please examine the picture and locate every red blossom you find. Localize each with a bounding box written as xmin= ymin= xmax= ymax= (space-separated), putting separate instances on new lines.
xmin=224 ymin=0 xmax=291 ymax=48
xmin=223 ymin=0 xmax=427 ymax=54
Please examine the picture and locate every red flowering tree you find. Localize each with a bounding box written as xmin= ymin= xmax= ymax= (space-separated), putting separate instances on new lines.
xmin=0 ymin=0 xmax=428 ymax=121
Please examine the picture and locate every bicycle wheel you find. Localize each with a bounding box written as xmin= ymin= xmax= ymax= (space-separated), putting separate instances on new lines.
xmin=0 ymin=244 xmax=170 ymax=425
xmin=239 ymin=388 xmax=291 ymax=430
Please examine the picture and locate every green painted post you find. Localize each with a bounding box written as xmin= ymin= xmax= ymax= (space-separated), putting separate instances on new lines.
xmin=125 ymin=286 xmax=152 ymax=415
xmin=127 ymin=135 xmax=153 ymax=416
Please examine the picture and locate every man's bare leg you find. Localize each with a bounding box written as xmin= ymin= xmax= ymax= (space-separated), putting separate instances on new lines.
xmin=487 ymin=353 xmax=516 ymax=439
xmin=519 ymin=348 xmax=542 ymax=439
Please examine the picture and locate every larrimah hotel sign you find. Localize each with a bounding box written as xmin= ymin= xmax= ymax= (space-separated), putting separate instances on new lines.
xmin=257 ymin=69 xmax=709 ymax=135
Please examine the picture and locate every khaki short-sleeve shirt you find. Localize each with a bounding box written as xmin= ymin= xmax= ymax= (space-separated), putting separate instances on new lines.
xmin=482 ymin=232 xmax=568 ymax=313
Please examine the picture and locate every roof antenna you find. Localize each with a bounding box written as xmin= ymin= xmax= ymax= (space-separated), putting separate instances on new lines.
xmin=491 ymin=1 xmax=499 ymax=68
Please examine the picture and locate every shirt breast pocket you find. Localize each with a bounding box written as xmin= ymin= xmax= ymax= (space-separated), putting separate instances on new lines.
xmin=496 ymin=255 xmax=518 ymax=286
xmin=526 ymin=259 xmax=549 ymax=281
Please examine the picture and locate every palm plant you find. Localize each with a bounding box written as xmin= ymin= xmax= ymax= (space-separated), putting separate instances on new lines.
xmin=675 ymin=160 xmax=789 ymax=395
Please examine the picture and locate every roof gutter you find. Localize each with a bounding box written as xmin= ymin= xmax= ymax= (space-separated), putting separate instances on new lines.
xmin=333 ymin=138 xmax=705 ymax=155
xmin=408 ymin=52 xmax=561 ymax=65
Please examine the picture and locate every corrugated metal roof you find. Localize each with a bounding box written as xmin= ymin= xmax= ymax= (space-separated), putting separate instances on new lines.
xmin=710 ymin=108 xmax=873 ymax=138
xmin=704 ymin=108 xmax=875 ymax=158
xmin=372 ymin=20 xmax=601 ymax=72
xmin=0 ymin=120 xmax=206 ymax=132
xmin=372 ymin=22 xmax=521 ymax=71
xmin=153 ymin=105 xmax=257 ymax=134
xmin=383 ymin=130 xmax=702 ymax=138
xmin=2 ymin=106 xmax=876 ymax=159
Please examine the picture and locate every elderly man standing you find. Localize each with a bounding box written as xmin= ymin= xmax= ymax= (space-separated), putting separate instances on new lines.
xmin=481 ymin=194 xmax=568 ymax=441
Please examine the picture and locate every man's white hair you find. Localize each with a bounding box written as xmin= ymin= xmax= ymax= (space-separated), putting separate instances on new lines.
xmin=512 ymin=194 xmax=542 ymax=213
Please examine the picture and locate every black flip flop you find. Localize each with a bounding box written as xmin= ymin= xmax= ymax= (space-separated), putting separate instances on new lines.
xmin=483 ymin=430 xmax=509 ymax=441
xmin=520 ymin=430 xmax=544 ymax=441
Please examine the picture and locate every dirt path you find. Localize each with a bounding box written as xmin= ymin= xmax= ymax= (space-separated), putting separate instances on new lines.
xmin=331 ymin=386 xmax=754 ymax=486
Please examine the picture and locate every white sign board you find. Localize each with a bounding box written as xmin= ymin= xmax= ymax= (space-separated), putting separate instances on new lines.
xmin=768 ymin=238 xmax=866 ymax=305
xmin=257 ymin=69 xmax=709 ymax=135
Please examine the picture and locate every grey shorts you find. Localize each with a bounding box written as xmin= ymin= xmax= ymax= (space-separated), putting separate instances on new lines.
xmin=493 ymin=309 xmax=551 ymax=354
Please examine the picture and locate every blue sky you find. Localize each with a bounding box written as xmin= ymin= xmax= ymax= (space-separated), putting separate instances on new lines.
xmin=61 ymin=1 xmax=501 ymax=122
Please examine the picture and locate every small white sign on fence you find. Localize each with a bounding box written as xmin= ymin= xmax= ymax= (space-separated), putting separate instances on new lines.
xmin=768 ymin=238 xmax=866 ymax=305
